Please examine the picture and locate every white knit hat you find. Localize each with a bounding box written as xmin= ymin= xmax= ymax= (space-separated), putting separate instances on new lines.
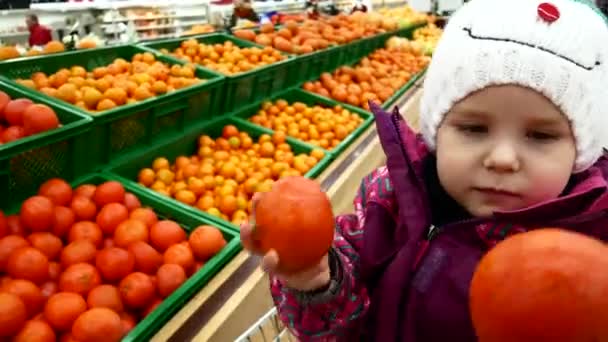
xmin=420 ymin=0 xmax=608 ymax=172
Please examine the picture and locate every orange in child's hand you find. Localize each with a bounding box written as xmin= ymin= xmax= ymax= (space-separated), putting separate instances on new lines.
xmin=254 ymin=176 xmax=334 ymax=273
xmin=469 ymin=228 xmax=608 ymax=342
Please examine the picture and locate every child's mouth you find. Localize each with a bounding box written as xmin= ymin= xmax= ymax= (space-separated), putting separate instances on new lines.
xmin=473 ymin=187 xmax=521 ymax=199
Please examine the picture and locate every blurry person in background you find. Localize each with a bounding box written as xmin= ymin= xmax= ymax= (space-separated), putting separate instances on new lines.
xmin=230 ymin=0 xmax=260 ymax=28
xmin=27 ymin=14 xmax=52 ymax=47
xmin=351 ymin=0 xmax=368 ymax=13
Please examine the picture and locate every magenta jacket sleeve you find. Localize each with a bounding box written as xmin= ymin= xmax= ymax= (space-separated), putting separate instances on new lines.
xmin=269 ymin=167 xmax=397 ymax=341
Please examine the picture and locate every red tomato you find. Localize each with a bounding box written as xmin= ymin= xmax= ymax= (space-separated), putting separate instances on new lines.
xmin=70 ymin=196 xmax=97 ymax=221
xmin=60 ymin=240 xmax=96 ymax=268
xmin=142 ymin=298 xmax=163 ymax=317
xmin=86 ymin=285 xmax=124 ymax=313
xmin=68 ymin=221 xmax=103 ymax=247
xmin=52 ymin=206 xmax=75 ymax=238
xmin=128 ymin=241 xmax=163 ymax=274
xmin=150 ymin=220 xmax=186 ymax=252
xmin=44 ymin=292 xmax=87 ymax=331
xmin=114 ymin=219 xmax=148 ymax=248
xmin=6 ymin=247 xmax=49 ymax=284
xmin=120 ymin=312 xmax=136 ymax=336
xmin=27 ymin=232 xmax=63 ymax=260
xmin=2 ymin=279 xmax=45 ymax=317
xmin=71 ymin=308 xmax=123 ymax=342
xmin=22 ymin=104 xmax=60 ymax=135
xmin=0 ymin=235 xmax=29 ymax=271
xmin=0 ymin=292 xmax=27 ymax=337
xmin=74 ymin=184 xmax=96 ymax=199
xmin=48 ymin=262 xmax=61 ymax=281
xmin=163 ymin=243 xmax=194 ymax=272
xmin=59 ymin=263 xmax=101 ymax=296
xmin=20 ymin=196 xmax=55 ymax=232
xmin=1 ymin=126 xmax=25 ymax=142
xmin=93 ymin=181 xmax=126 ymax=207
xmin=39 ymin=178 xmax=73 ymax=206
xmin=130 ymin=207 xmax=158 ymax=228
xmin=6 ymin=214 xmax=27 ymax=236
xmin=4 ymin=98 xmax=33 ymax=126
xmin=95 ymin=247 xmax=135 ymax=282
xmin=123 ymin=193 xmax=141 ymax=211
xmin=156 ymin=263 xmax=186 ymax=298
xmin=13 ymin=319 xmax=56 ymax=342
xmin=40 ymin=281 xmax=58 ymax=299
xmin=96 ymin=203 xmax=129 ymax=235
xmin=118 ymin=272 xmax=155 ymax=309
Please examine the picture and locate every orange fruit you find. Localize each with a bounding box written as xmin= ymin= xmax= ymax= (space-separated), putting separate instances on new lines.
xmin=254 ymin=176 xmax=334 ymax=274
xmin=470 ymin=228 xmax=608 ymax=342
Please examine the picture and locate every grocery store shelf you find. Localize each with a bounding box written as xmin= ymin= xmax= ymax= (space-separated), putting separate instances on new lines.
xmin=148 ymin=78 xmax=424 ymax=342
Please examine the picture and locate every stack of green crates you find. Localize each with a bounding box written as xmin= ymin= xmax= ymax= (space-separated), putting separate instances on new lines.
xmin=0 ymin=45 xmax=226 ymax=173
xmin=140 ymin=33 xmax=295 ymax=114
xmin=0 ymin=80 xmax=92 ymax=208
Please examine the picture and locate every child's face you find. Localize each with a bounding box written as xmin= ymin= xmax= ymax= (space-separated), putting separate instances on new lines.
xmin=435 ymin=85 xmax=576 ymax=217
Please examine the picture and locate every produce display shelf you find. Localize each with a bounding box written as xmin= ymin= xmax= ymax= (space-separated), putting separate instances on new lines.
xmin=0 ymin=81 xmax=93 ymax=209
xmin=0 ymin=45 xmax=226 ymax=173
xmin=140 ymin=33 xmax=296 ymax=114
xmin=1 ymin=172 xmax=242 ymax=342
xmin=142 ymin=76 xmax=424 ymax=342
xmin=103 ymin=116 xmax=333 ymax=231
xmin=231 ymin=88 xmax=374 ymax=159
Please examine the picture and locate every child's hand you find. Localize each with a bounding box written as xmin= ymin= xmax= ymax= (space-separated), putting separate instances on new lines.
xmin=240 ymin=193 xmax=331 ymax=292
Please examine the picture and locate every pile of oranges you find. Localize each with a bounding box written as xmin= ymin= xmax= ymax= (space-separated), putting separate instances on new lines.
xmin=248 ymin=100 xmax=364 ymax=150
xmin=303 ymin=48 xmax=430 ymax=110
xmin=0 ymin=178 xmax=228 ymax=341
xmin=137 ymin=124 xmax=326 ymax=225
xmin=14 ymin=52 xmax=205 ymax=113
xmin=159 ymin=39 xmax=286 ymax=75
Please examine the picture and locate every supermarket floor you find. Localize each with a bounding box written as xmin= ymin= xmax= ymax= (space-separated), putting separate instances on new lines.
xmin=149 ymin=83 xmax=424 ymax=342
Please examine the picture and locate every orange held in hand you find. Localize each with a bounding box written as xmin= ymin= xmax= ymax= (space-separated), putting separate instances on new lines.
xmin=253 ymin=176 xmax=334 ymax=274
xmin=469 ymin=228 xmax=608 ymax=342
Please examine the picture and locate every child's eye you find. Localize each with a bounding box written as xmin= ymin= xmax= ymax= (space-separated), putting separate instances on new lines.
xmin=527 ymin=131 xmax=558 ymax=141
xmin=457 ymin=124 xmax=487 ymax=134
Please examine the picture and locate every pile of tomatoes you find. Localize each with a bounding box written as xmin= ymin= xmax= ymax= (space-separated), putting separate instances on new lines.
xmin=0 ymin=178 xmax=228 ymax=341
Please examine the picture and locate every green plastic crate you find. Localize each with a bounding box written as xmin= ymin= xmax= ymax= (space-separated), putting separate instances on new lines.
xmin=0 ymin=44 xmax=226 ymax=170
xmin=140 ymin=33 xmax=295 ymax=113
xmin=104 ymin=117 xmax=333 ymax=229
xmin=2 ymin=172 xmax=241 ymax=342
xmin=0 ymin=81 xmax=92 ymax=209
xmin=231 ymin=88 xmax=374 ymax=158
xmin=291 ymin=44 xmax=347 ymax=84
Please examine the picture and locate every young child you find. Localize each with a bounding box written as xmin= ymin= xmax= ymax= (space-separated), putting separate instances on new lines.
xmin=241 ymin=0 xmax=608 ymax=340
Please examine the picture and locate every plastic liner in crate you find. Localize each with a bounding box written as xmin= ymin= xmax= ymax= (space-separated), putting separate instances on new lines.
xmin=0 ymin=45 xmax=226 ymax=170
xmin=12 ymin=172 xmax=240 ymax=342
xmin=231 ymin=88 xmax=374 ymax=159
xmin=104 ymin=117 xmax=333 ymax=229
xmin=140 ymin=33 xmax=295 ymax=114
xmin=0 ymin=80 xmax=92 ymax=209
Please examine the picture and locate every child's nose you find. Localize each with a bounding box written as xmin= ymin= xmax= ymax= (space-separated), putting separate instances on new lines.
xmin=483 ymin=142 xmax=521 ymax=173
xmin=538 ymin=2 xmax=560 ymax=23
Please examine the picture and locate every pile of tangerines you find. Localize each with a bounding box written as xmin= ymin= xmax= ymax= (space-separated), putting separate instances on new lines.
xmin=0 ymin=179 xmax=227 ymax=341
xmin=159 ymin=39 xmax=287 ymax=75
xmin=137 ymin=124 xmax=325 ymax=225
xmin=14 ymin=52 xmax=205 ymax=113
xmin=248 ymin=99 xmax=364 ymax=151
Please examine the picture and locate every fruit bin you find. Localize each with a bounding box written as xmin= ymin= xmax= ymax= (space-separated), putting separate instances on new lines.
xmin=139 ymin=33 xmax=295 ymax=114
xmin=231 ymin=88 xmax=374 ymax=158
xmin=2 ymin=172 xmax=241 ymax=342
xmin=103 ymin=117 xmax=333 ymax=229
xmin=0 ymin=45 xmax=226 ymax=171
xmin=0 ymin=81 xmax=92 ymax=209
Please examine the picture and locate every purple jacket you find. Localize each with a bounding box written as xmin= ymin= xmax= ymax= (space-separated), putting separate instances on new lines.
xmin=269 ymin=103 xmax=608 ymax=341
